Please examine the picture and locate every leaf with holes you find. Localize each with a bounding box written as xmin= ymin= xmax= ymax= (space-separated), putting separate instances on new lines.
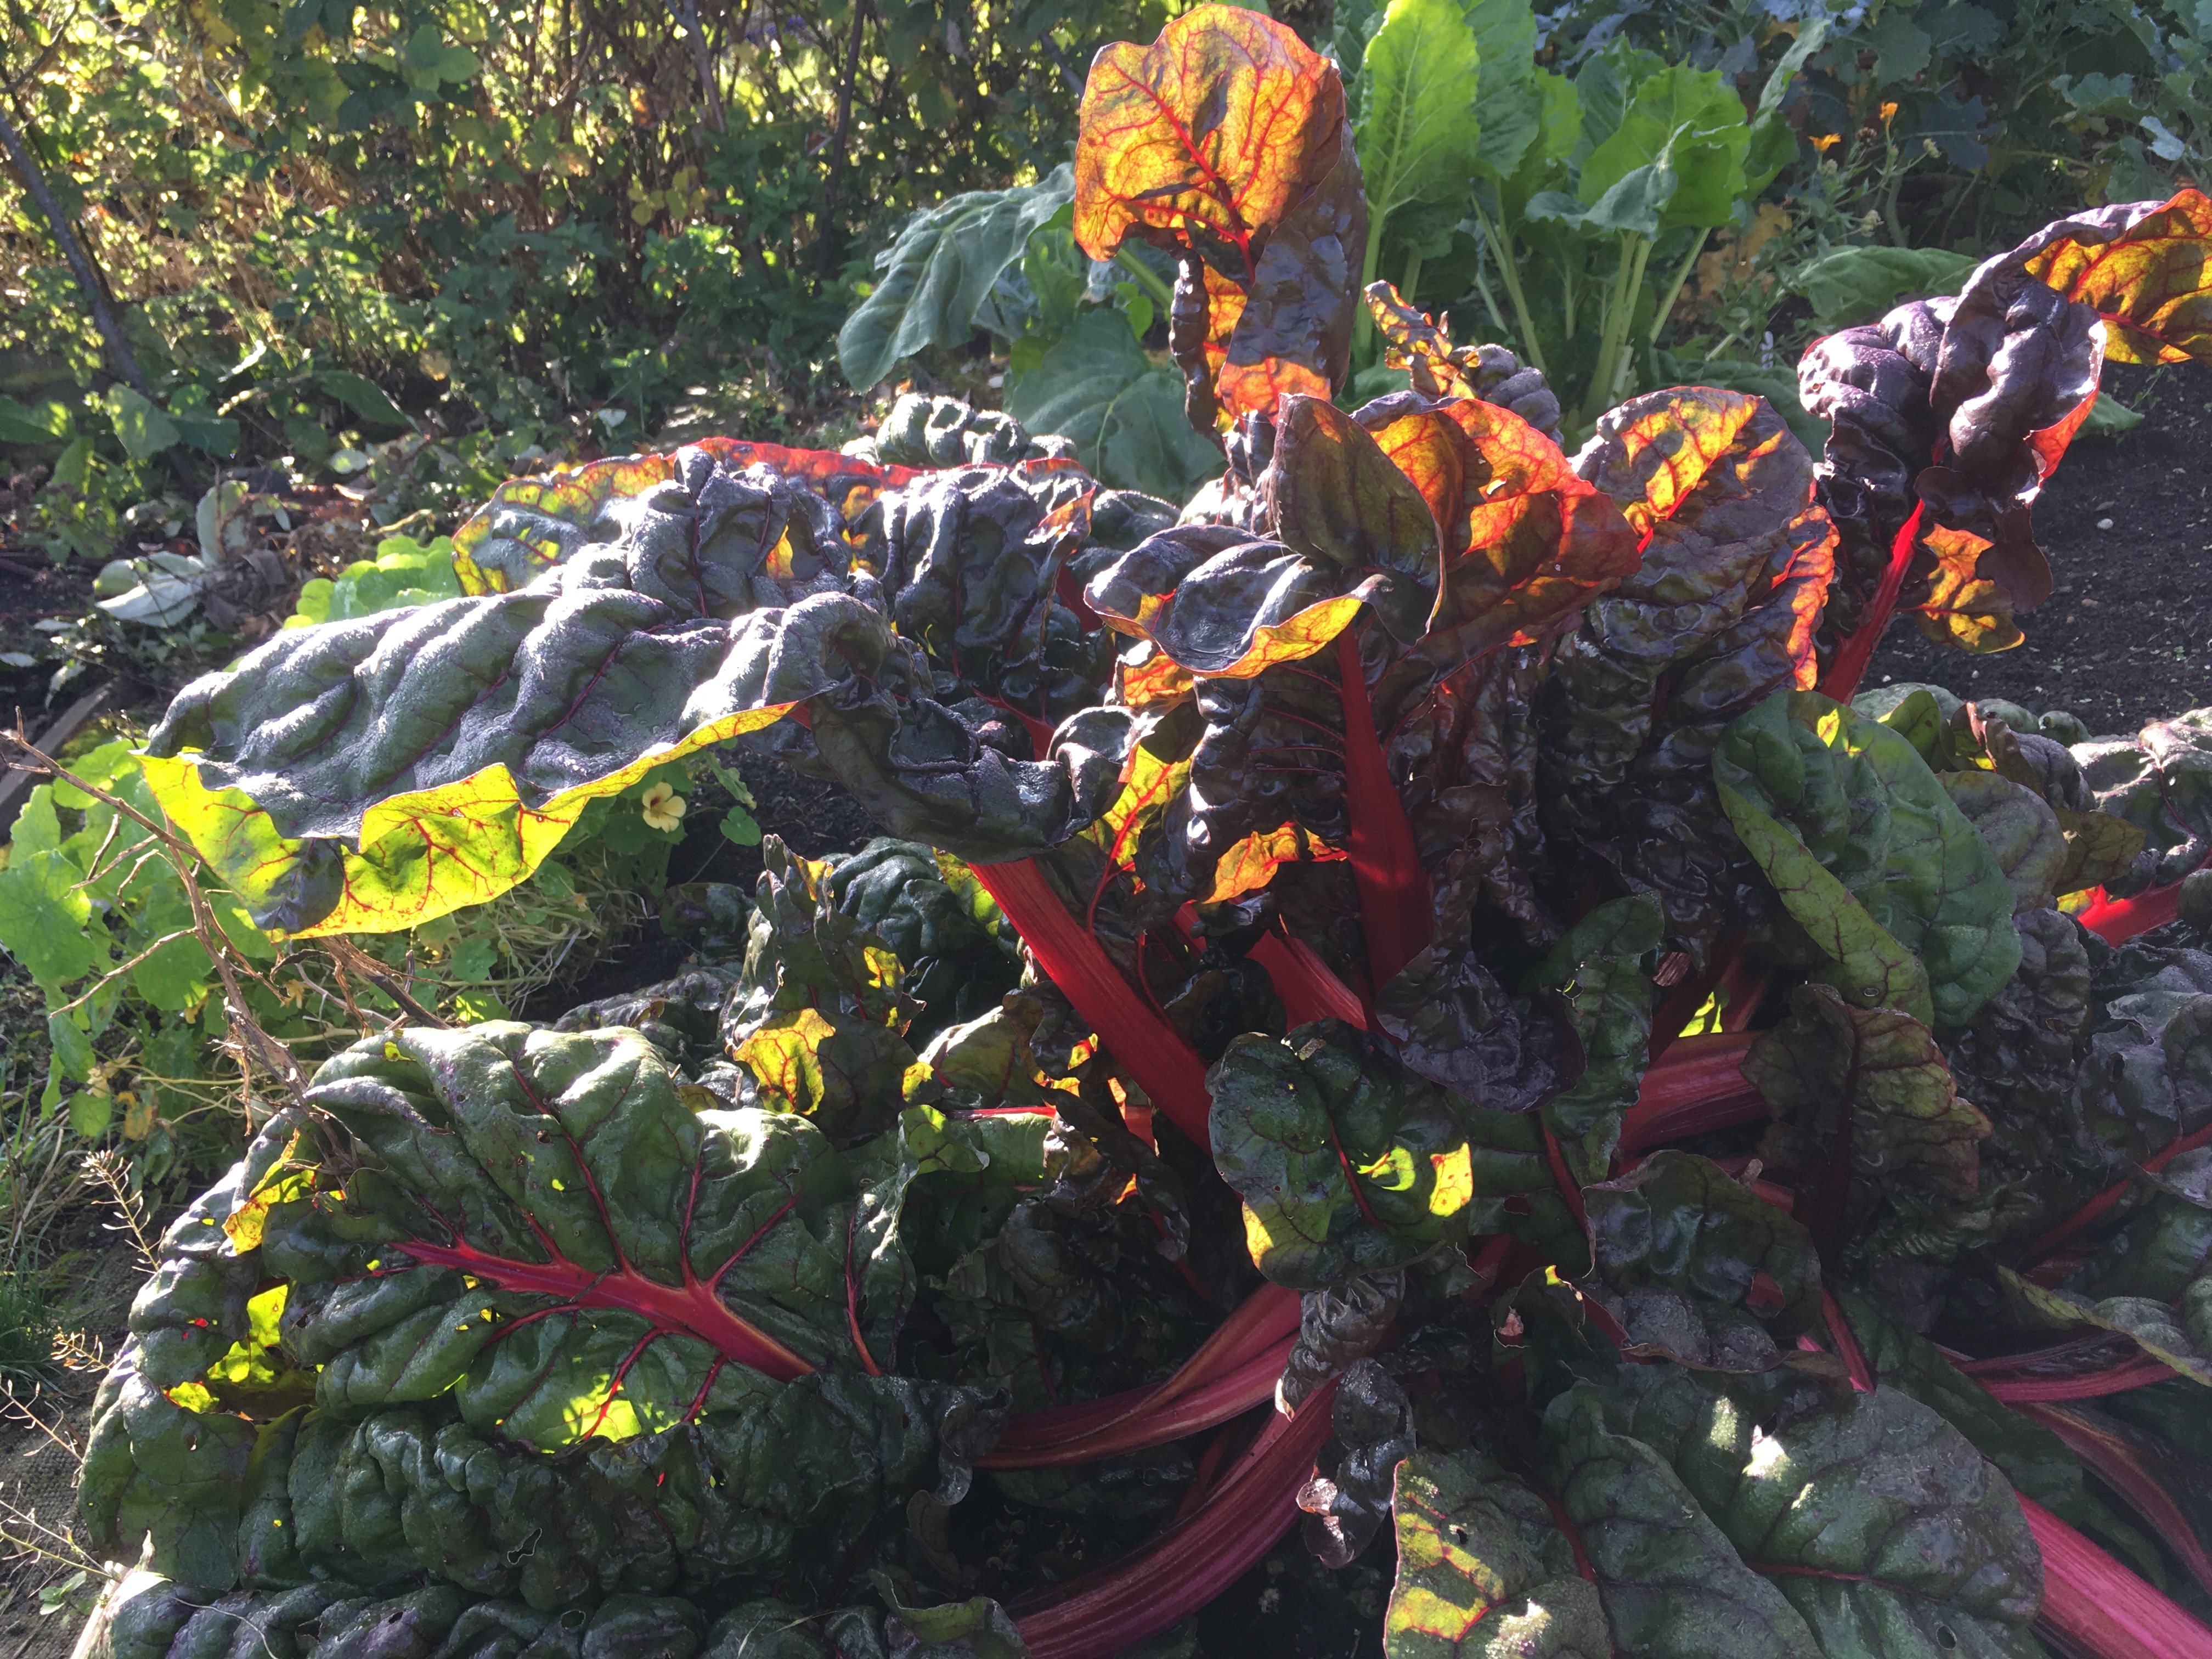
xmin=1384 ymin=1447 xmax=1610 ymax=1657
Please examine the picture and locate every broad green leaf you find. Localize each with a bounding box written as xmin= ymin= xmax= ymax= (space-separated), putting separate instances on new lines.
xmin=1005 ymin=309 xmax=1220 ymax=499
xmin=312 ymin=369 xmax=413 ymax=431
xmin=1355 ymin=0 xmax=1483 ymax=227
xmin=2067 ymin=1148 xmax=2212 ymax=1303
xmin=102 ymin=386 xmax=181 ymax=461
xmin=837 ymin=167 xmax=1075 ymax=391
xmin=1576 ymin=65 xmax=1749 ymax=234
xmin=1209 ymin=1021 xmax=1476 ymax=1288
xmin=1561 ymin=1367 xmax=2044 ymax=1657
xmin=1385 ymin=1448 xmax=1610 ymax=1657
xmin=1716 ymin=691 xmax=2020 ymax=1028
xmin=0 ymin=393 xmax=71 ymax=445
xmin=1791 ymin=245 xmax=1977 ymax=334
xmin=80 ymin=1347 xmax=258 ymax=1587
xmin=1466 ymin=0 xmax=1539 ymax=182
xmin=0 ymin=846 xmax=105 ymax=989
xmin=2053 ymin=806 xmax=2145 ymax=895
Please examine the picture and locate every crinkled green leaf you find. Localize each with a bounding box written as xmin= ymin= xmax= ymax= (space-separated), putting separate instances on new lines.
xmin=1930 ymin=907 xmax=2101 ymax=1257
xmin=838 ymin=167 xmax=1075 ymax=392
xmin=1208 ymin=1020 xmax=1476 ymax=1288
xmin=879 ymin=463 xmax=1109 ymax=728
xmin=2067 ymin=1147 xmax=2212 ymax=1303
xmin=1553 ymin=1365 xmax=2044 ymax=1657
xmin=80 ymin=1345 xmax=258 ymax=1589
xmin=2073 ymin=708 xmax=2212 ymax=895
xmin=447 ymin=439 xmax=907 ymax=596
xmin=1583 ymin=1150 xmax=1822 ymax=1369
xmin=726 ymin=840 xmax=928 ymax=1139
xmin=91 ymin=1573 xmax=789 ymax=1659
xmin=1939 ymin=771 xmax=2067 ymax=914
xmin=1541 ymin=1378 xmax=1821 ymax=1659
xmin=2069 ymin=938 xmax=2212 ymax=1169
xmin=144 ymin=448 xmax=1133 ymax=936
xmin=1838 ymin=1288 xmax=2089 ymax=1516
xmin=1529 ymin=891 xmax=1663 ymax=1184
xmin=1746 ymin=984 xmax=1990 ymax=1250
xmin=86 ymin=1026 xmax=1000 ymax=1606
xmin=1384 ymin=1447 xmax=1610 ymax=1658
xmin=1716 ymin=691 xmax=2020 ymax=1026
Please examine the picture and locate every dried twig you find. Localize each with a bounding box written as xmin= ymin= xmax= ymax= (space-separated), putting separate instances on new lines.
xmin=309 ymin=938 xmax=450 ymax=1030
xmin=77 ymin=1150 xmax=156 ymax=1272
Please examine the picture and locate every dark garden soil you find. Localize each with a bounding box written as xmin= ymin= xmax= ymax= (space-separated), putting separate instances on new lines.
xmin=1866 ymin=360 xmax=2212 ymax=733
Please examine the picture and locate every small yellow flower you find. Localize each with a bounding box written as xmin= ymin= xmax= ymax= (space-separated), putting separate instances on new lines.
xmin=1811 ymin=132 xmax=1843 ymax=154
xmin=640 ymin=782 xmax=687 ymax=832
xmin=1878 ymin=100 xmax=1899 ymax=123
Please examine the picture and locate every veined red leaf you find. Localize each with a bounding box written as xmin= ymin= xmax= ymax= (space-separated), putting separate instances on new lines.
xmin=1074 ymin=8 xmax=1364 ymax=414
xmin=2016 ymin=188 xmax=2212 ymax=366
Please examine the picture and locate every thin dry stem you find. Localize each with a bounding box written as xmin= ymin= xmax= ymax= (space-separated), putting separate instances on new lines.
xmin=77 ymin=1150 xmax=156 ymax=1272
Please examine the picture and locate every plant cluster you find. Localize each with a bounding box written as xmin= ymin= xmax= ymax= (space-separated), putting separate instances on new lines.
xmin=55 ymin=10 xmax=2212 ymax=1659
xmin=0 ymin=0 xmax=1161 ymax=563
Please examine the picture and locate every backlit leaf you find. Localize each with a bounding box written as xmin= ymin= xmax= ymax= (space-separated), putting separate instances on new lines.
xmin=2014 ymin=188 xmax=2212 ymax=365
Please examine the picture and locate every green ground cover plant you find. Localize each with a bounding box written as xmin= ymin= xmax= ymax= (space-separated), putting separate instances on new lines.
xmin=40 ymin=10 xmax=2212 ymax=1659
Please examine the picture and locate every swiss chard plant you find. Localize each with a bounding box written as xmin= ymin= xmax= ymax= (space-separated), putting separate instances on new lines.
xmin=72 ymin=10 xmax=2212 ymax=1659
